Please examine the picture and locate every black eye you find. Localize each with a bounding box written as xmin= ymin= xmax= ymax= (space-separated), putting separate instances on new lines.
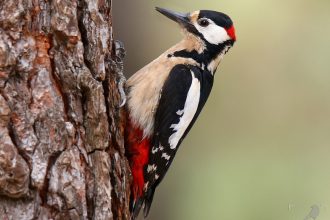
xmin=198 ymin=19 xmax=209 ymax=27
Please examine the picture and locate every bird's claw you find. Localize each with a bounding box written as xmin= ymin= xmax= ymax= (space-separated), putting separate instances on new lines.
xmin=113 ymin=40 xmax=127 ymax=108
xmin=118 ymin=74 xmax=127 ymax=107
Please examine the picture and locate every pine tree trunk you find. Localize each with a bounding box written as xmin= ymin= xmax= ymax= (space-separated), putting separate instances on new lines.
xmin=0 ymin=0 xmax=131 ymax=219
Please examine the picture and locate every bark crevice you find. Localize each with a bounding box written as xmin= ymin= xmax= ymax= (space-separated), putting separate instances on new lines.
xmin=0 ymin=0 xmax=131 ymax=219
xmin=39 ymin=149 xmax=64 ymax=205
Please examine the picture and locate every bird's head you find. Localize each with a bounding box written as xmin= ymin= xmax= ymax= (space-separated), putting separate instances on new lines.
xmin=156 ymin=7 xmax=236 ymax=50
xmin=156 ymin=7 xmax=236 ymax=72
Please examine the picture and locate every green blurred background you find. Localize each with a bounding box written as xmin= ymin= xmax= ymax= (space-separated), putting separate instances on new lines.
xmin=113 ymin=1 xmax=330 ymax=219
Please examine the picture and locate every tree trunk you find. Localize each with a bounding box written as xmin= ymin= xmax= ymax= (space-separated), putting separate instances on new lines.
xmin=0 ymin=0 xmax=131 ymax=219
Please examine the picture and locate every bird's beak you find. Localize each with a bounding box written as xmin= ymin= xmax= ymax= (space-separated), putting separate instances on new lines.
xmin=156 ymin=7 xmax=194 ymax=30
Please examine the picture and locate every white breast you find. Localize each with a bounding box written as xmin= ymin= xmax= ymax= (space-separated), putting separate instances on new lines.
xmin=126 ymin=42 xmax=199 ymax=138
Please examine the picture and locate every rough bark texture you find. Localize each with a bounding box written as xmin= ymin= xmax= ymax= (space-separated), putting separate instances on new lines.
xmin=0 ymin=0 xmax=131 ymax=219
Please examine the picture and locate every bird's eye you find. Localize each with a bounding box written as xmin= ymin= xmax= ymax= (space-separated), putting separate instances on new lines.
xmin=198 ymin=19 xmax=209 ymax=27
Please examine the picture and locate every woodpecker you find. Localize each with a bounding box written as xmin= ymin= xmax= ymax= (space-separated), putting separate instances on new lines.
xmin=125 ymin=7 xmax=236 ymax=219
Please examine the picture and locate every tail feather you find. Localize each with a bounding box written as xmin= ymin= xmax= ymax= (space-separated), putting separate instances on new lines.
xmin=130 ymin=187 xmax=156 ymax=219
xmin=143 ymin=187 xmax=156 ymax=218
xmin=131 ymin=197 xmax=144 ymax=220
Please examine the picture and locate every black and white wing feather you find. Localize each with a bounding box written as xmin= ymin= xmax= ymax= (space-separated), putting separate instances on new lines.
xmin=141 ymin=64 xmax=213 ymax=217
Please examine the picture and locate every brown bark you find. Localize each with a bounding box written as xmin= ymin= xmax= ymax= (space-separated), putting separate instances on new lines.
xmin=0 ymin=0 xmax=131 ymax=219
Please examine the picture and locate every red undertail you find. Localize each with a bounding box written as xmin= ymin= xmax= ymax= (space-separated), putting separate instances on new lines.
xmin=125 ymin=116 xmax=150 ymax=200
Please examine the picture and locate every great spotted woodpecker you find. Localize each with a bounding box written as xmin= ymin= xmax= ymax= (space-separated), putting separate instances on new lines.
xmin=125 ymin=7 xmax=236 ymax=219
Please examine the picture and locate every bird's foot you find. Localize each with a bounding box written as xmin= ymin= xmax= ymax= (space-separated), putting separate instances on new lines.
xmin=112 ymin=40 xmax=127 ymax=108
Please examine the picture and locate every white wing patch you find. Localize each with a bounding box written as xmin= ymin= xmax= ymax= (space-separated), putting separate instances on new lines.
xmin=161 ymin=153 xmax=171 ymax=160
xmin=168 ymin=71 xmax=200 ymax=149
xmin=151 ymin=143 xmax=164 ymax=154
xmin=144 ymin=181 xmax=149 ymax=190
xmin=151 ymin=146 xmax=158 ymax=154
xmin=176 ymin=109 xmax=184 ymax=116
xmin=147 ymin=164 xmax=157 ymax=173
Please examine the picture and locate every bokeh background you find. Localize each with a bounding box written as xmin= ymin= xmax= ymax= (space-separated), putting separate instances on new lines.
xmin=113 ymin=1 xmax=330 ymax=219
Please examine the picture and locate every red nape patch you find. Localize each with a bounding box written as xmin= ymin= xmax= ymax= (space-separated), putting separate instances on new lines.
xmin=125 ymin=117 xmax=150 ymax=200
xmin=226 ymin=25 xmax=236 ymax=41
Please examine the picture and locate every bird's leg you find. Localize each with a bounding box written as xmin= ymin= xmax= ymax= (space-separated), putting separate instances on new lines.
xmin=112 ymin=40 xmax=127 ymax=107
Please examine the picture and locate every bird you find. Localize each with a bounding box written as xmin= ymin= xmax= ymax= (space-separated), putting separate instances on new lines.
xmin=124 ymin=7 xmax=236 ymax=219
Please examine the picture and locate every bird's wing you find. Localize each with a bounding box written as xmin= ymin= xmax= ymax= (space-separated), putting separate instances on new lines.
xmin=141 ymin=64 xmax=213 ymax=217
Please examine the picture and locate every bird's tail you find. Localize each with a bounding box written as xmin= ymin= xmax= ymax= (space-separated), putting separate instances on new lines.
xmin=130 ymin=196 xmax=143 ymax=220
xmin=143 ymin=187 xmax=156 ymax=218
xmin=130 ymin=187 xmax=156 ymax=220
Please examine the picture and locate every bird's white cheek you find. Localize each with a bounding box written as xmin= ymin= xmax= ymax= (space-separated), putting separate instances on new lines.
xmin=195 ymin=24 xmax=230 ymax=45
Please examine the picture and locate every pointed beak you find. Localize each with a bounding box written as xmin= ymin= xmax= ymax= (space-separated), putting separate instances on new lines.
xmin=155 ymin=7 xmax=191 ymax=28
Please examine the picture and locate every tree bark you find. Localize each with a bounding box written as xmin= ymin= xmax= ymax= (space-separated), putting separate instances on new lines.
xmin=0 ymin=0 xmax=131 ymax=219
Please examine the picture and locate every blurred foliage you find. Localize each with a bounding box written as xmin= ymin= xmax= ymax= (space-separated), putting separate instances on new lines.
xmin=113 ymin=0 xmax=330 ymax=219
